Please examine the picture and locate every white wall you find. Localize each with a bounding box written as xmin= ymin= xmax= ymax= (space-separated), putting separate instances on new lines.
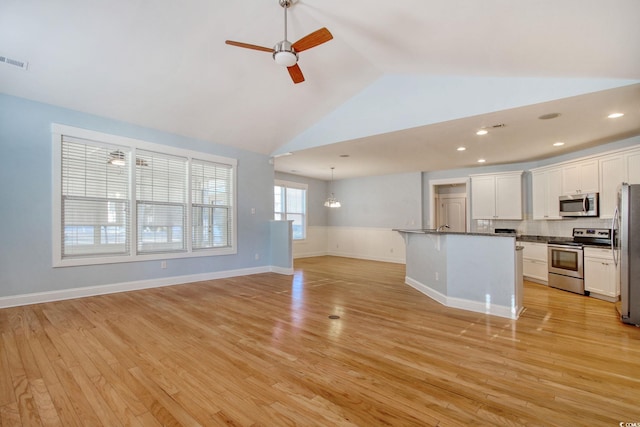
xmin=326 ymin=226 xmax=406 ymax=263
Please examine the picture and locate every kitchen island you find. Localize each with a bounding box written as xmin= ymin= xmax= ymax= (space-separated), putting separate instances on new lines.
xmin=395 ymin=229 xmax=524 ymax=319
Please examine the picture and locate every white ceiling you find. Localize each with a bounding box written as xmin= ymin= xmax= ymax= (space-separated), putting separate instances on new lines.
xmin=1 ymin=0 xmax=639 ymax=181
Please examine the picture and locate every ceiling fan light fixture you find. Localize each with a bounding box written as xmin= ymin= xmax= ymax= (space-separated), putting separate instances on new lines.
xmin=274 ymin=50 xmax=298 ymax=67
xmin=108 ymin=150 xmax=126 ymax=166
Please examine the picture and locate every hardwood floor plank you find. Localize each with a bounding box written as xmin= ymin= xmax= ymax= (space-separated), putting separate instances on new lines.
xmin=49 ymin=358 xmax=103 ymax=426
xmin=45 ymin=381 xmax=84 ymax=427
xmin=0 ymin=336 xmax=16 ymax=407
xmin=29 ymin=378 xmax=62 ymax=427
xmin=0 ymin=403 xmax=21 ymax=427
xmin=128 ymin=366 xmax=202 ymax=427
xmin=1 ymin=256 xmax=639 ymax=426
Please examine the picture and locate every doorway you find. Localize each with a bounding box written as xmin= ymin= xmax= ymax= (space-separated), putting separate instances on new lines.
xmin=437 ymin=194 xmax=466 ymax=232
xmin=429 ymin=178 xmax=470 ymax=232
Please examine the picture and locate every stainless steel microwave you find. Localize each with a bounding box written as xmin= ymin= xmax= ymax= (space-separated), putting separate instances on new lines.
xmin=559 ymin=193 xmax=599 ymax=217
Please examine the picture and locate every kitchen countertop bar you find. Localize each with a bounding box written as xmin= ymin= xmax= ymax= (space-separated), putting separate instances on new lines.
xmin=395 ymin=229 xmax=524 ymax=319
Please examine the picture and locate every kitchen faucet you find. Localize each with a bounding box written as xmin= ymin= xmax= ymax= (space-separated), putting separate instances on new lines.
xmin=437 ymin=224 xmax=450 ymax=231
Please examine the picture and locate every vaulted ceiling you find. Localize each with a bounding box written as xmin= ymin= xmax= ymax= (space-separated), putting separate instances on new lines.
xmin=1 ymin=0 xmax=639 ymax=180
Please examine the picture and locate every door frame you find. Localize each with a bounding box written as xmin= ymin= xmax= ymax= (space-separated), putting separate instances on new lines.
xmin=429 ymin=177 xmax=471 ymax=231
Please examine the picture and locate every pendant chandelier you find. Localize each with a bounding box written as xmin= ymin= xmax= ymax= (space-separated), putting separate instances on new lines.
xmin=324 ymin=167 xmax=341 ymax=208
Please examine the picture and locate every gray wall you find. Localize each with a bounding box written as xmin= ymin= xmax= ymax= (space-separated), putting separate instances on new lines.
xmin=328 ymin=172 xmax=422 ymax=229
xmin=0 ymin=94 xmax=274 ymax=298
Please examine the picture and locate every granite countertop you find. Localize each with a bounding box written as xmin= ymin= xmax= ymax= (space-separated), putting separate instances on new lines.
xmin=394 ymin=230 xmax=578 ymax=243
xmin=393 ymin=229 xmax=517 ymax=238
xmin=516 ymin=235 xmax=572 ymax=243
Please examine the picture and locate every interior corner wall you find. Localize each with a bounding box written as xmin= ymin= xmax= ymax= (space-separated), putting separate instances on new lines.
xmin=0 ymin=93 xmax=274 ymax=302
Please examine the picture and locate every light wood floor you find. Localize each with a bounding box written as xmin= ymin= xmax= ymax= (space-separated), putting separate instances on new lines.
xmin=1 ymin=256 xmax=640 ymax=426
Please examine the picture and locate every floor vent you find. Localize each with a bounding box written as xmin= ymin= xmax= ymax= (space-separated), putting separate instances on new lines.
xmin=0 ymin=55 xmax=29 ymax=70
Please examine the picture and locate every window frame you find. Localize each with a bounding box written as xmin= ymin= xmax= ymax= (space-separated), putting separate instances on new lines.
xmin=52 ymin=123 xmax=237 ymax=267
xmin=274 ymin=179 xmax=308 ymax=241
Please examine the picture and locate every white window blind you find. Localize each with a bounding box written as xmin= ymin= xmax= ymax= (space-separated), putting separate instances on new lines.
xmin=274 ymin=181 xmax=307 ymax=240
xmin=61 ymin=137 xmax=130 ymax=257
xmin=191 ymin=160 xmax=233 ymax=249
xmin=53 ymin=124 xmax=237 ymax=267
xmin=136 ymin=150 xmax=187 ymax=254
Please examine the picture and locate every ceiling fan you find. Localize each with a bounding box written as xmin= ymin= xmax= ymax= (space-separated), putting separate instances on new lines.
xmin=225 ymin=0 xmax=333 ymax=84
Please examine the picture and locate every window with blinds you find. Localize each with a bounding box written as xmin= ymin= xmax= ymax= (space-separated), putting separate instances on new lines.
xmin=274 ymin=180 xmax=307 ymax=240
xmin=53 ymin=124 xmax=237 ymax=266
xmin=136 ymin=150 xmax=188 ymax=254
xmin=61 ymin=137 xmax=130 ymax=257
xmin=191 ymin=160 xmax=233 ymax=249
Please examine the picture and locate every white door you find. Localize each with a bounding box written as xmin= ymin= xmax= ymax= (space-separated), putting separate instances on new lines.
xmin=438 ymin=196 xmax=466 ymax=232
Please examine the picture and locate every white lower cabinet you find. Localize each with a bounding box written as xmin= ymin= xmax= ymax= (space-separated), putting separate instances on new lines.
xmin=584 ymin=247 xmax=619 ymax=300
xmin=518 ymin=241 xmax=548 ymax=283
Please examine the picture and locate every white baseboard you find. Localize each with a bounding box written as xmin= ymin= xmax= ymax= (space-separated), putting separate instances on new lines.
xmin=327 ymin=250 xmax=405 ymax=264
xmin=0 ymin=265 xmax=282 ymax=309
xmin=270 ymin=266 xmax=294 ymax=275
xmin=293 ymin=251 xmax=328 ymax=259
xmin=406 ymin=276 xmax=518 ymax=320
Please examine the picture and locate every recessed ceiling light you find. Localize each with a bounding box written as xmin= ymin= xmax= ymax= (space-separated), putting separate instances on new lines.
xmin=608 ymin=113 xmax=624 ymax=119
xmin=553 ymin=142 xmax=565 ymax=147
xmin=476 ymin=129 xmax=488 ymax=136
xmin=457 ymin=146 xmax=466 ymax=151
xmin=538 ymin=113 xmax=561 ymax=120
xmin=273 ymin=152 xmax=293 ymax=158
xmin=477 ymin=159 xmax=486 ymax=163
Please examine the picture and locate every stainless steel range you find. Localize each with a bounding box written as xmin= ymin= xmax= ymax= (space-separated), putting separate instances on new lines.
xmin=547 ymin=228 xmax=613 ymax=295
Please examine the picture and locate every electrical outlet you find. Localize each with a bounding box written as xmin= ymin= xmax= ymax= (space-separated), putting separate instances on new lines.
xmin=254 ymin=253 xmax=260 ymax=260
xmin=161 ymin=261 xmax=167 ymax=269
xmin=251 ymin=208 xmax=256 ymax=215
xmin=435 ymin=272 xmax=439 ymax=281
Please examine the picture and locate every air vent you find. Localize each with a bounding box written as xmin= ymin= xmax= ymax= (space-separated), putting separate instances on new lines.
xmin=0 ymin=55 xmax=29 ymax=71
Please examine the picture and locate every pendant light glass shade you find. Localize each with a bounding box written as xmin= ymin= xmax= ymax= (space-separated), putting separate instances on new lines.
xmin=324 ymin=194 xmax=341 ymax=208
xmin=324 ymin=167 xmax=341 ymax=208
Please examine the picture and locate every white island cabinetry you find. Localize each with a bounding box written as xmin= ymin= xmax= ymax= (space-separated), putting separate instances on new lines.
xmin=471 ymin=171 xmax=523 ymax=220
xmin=396 ymin=230 xmax=523 ymax=319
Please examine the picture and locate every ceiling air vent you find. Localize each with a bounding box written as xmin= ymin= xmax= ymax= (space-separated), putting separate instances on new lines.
xmin=0 ymin=55 xmax=29 ymax=71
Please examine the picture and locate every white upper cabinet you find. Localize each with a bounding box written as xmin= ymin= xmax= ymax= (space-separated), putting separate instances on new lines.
xmin=627 ymin=150 xmax=640 ymax=185
xmin=471 ymin=172 xmax=523 ymax=220
xmin=599 ymin=147 xmax=640 ymax=219
xmin=561 ymin=159 xmax=599 ymax=195
xmin=532 ymin=167 xmax=563 ymax=220
xmin=599 ymin=154 xmax=625 ymax=219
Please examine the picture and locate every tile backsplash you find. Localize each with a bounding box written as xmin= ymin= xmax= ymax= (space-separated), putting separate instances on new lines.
xmin=473 ymin=217 xmax=613 ymax=237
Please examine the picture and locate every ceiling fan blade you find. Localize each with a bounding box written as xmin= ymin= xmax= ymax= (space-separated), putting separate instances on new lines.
xmin=225 ymin=40 xmax=273 ymax=53
xmin=292 ymin=27 xmax=333 ymax=52
xmin=287 ymin=63 xmax=305 ymax=84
